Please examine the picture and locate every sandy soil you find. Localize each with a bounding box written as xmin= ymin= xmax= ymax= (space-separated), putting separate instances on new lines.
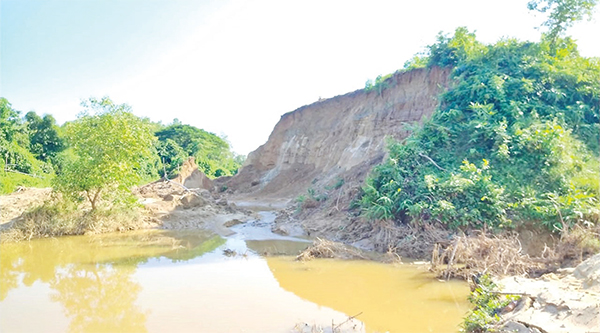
xmin=135 ymin=179 xmax=253 ymax=236
xmin=0 ymin=187 xmax=53 ymax=227
xmin=0 ymin=180 xmax=253 ymax=238
xmin=497 ymin=253 xmax=600 ymax=333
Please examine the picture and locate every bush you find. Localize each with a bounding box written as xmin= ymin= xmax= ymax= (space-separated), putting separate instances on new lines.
xmin=360 ymin=28 xmax=600 ymax=232
xmin=462 ymin=274 xmax=520 ymax=332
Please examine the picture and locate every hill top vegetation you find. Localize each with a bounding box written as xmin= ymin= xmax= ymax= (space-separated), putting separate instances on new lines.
xmin=359 ymin=27 xmax=599 ymax=232
xmin=0 ymin=97 xmax=244 ymax=195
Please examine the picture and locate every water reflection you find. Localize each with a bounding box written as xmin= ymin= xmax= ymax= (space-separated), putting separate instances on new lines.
xmin=0 ymin=230 xmax=224 ymax=332
xmin=1 ymin=230 xmax=470 ymax=333
xmin=245 ymin=239 xmax=310 ymax=256
xmin=50 ymin=264 xmax=147 ymax=333
xmin=267 ymin=257 xmax=471 ymax=333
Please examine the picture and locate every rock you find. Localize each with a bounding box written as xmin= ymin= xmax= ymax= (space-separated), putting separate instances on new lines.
xmin=226 ymin=67 xmax=452 ymax=198
xmin=164 ymin=194 xmax=175 ymax=201
xmin=501 ymin=321 xmax=531 ymax=333
xmin=198 ymin=189 xmax=212 ymax=199
xmin=223 ymin=219 xmax=242 ymax=228
xmin=180 ymin=194 xmax=208 ymax=209
xmin=171 ymin=157 xmax=213 ymax=190
xmin=573 ymin=253 xmax=600 ymax=291
xmin=272 ymin=224 xmax=305 ymax=237
xmin=216 ymin=198 xmax=228 ymax=206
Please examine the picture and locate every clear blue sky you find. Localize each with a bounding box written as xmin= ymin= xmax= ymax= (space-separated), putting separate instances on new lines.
xmin=2 ymin=0 xmax=599 ymax=155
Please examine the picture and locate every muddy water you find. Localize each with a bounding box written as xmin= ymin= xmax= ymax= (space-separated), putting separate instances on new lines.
xmin=0 ymin=215 xmax=470 ymax=333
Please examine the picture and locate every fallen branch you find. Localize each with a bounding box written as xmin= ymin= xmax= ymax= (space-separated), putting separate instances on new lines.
xmin=164 ymin=178 xmax=199 ymax=197
xmin=492 ymin=291 xmax=534 ymax=298
xmin=430 ymin=233 xmax=545 ymax=279
xmin=334 ymin=187 xmax=342 ymax=212
xmin=333 ymin=312 xmax=363 ymax=331
xmin=446 ymin=237 xmax=459 ymax=280
xmin=516 ymin=320 xmax=549 ymax=333
xmin=296 ymin=238 xmax=369 ymax=261
xmin=418 ymin=153 xmax=447 ymax=172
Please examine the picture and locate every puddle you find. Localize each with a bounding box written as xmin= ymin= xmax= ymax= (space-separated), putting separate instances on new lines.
xmin=0 ymin=213 xmax=470 ymax=332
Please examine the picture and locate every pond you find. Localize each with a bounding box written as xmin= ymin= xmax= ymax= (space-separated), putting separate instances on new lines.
xmin=0 ymin=212 xmax=470 ymax=332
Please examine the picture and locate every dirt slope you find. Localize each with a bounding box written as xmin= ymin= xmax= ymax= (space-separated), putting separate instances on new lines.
xmin=227 ymin=67 xmax=452 ymax=199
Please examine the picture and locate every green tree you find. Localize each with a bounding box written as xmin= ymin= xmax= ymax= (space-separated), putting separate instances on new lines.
xmin=155 ymin=124 xmax=241 ymax=177
xmin=427 ymin=26 xmax=485 ymax=67
xmin=0 ymin=98 xmax=45 ymax=176
xmin=155 ymin=138 xmax=187 ymax=177
xmin=528 ymin=0 xmax=598 ymax=43
xmin=0 ymin=98 xmax=21 ymax=144
xmin=25 ymin=111 xmax=65 ymax=162
xmin=55 ymin=97 xmax=156 ymax=210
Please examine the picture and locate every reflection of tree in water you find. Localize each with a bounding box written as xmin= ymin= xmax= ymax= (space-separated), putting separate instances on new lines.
xmin=50 ymin=264 xmax=147 ymax=333
xmin=1 ymin=230 xmax=224 ymax=331
xmin=0 ymin=243 xmax=22 ymax=301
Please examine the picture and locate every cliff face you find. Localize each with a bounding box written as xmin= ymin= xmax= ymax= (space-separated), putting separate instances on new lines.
xmin=229 ymin=67 xmax=452 ymax=198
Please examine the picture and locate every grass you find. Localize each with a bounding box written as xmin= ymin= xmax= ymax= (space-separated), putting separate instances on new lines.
xmin=0 ymin=171 xmax=53 ymax=194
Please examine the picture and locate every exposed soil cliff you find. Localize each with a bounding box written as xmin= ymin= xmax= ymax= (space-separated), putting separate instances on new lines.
xmin=227 ymin=67 xmax=452 ymax=200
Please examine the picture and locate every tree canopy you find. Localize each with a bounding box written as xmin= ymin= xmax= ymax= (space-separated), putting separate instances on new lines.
xmin=0 ymin=98 xmax=51 ymax=190
xmin=25 ymin=111 xmax=65 ymax=162
xmin=528 ymin=0 xmax=598 ymax=43
xmin=155 ymin=123 xmax=243 ymax=178
xmin=55 ymin=97 xmax=156 ymax=210
xmin=0 ymin=95 xmax=245 ymax=194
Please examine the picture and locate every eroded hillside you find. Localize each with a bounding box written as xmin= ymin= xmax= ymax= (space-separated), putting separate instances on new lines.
xmin=227 ymin=67 xmax=451 ymax=199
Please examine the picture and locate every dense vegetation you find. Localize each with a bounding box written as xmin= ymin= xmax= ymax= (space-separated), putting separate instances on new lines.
xmin=0 ymin=98 xmax=63 ymax=192
xmin=0 ymin=96 xmax=244 ymax=195
xmin=360 ymin=29 xmax=599 ymax=232
xmin=155 ymin=123 xmax=243 ymax=178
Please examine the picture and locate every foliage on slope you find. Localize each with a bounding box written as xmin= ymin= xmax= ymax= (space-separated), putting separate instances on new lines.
xmin=360 ymin=28 xmax=599 ymax=231
xmin=155 ymin=123 xmax=244 ymax=178
xmin=0 ymin=98 xmax=62 ymax=193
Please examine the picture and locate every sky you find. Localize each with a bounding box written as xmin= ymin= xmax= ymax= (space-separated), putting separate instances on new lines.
xmin=1 ymin=0 xmax=599 ymax=155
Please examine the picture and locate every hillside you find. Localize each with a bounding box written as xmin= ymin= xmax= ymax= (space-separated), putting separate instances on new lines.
xmin=227 ymin=66 xmax=451 ymax=199
xmin=225 ymin=30 xmax=600 ymax=262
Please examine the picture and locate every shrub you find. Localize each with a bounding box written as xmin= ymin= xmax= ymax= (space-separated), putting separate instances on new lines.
xmin=360 ymin=28 xmax=600 ymax=232
xmin=462 ymin=274 xmax=520 ymax=332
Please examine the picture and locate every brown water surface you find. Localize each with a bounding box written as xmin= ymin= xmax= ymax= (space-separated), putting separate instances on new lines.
xmin=268 ymin=257 xmax=470 ymax=332
xmin=0 ymin=229 xmax=469 ymax=332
